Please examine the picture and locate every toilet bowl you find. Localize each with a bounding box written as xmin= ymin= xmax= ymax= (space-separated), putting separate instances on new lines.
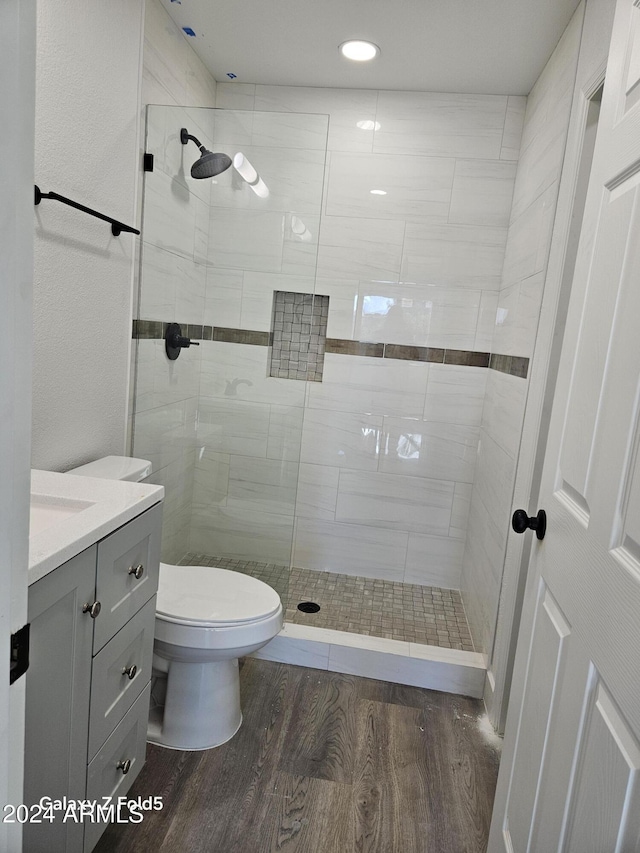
xmin=67 ymin=456 xmax=284 ymax=750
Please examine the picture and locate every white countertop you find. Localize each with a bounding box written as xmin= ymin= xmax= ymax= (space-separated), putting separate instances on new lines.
xmin=29 ymin=470 xmax=164 ymax=585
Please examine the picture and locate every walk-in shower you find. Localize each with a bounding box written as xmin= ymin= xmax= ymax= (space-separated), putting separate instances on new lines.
xmin=131 ymin=103 xmax=502 ymax=660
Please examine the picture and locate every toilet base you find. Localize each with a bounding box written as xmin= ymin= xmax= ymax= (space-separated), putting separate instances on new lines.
xmin=148 ymin=657 xmax=243 ymax=750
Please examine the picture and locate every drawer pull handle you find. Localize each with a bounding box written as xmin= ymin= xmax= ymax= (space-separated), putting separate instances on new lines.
xmin=82 ymin=601 xmax=101 ymax=619
xmin=116 ymin=759 xmax=131 ymax=775
xmin=128 ymin=564 xmax=144 ymax=580
xmin=122 ymin=664 xmax=137 ymax=680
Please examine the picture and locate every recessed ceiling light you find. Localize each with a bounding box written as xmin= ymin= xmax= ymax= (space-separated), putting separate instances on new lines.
xmin=356 ymin=120 xmax=381 ymax=131
xmin=339 ymin=40 xmax=380 ymax=62
xmin=370 ymin=190 xmax=387 ymax=195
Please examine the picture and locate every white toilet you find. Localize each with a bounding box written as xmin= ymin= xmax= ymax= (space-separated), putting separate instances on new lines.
xmin=67 ymin=455 xmax=284 ymax=751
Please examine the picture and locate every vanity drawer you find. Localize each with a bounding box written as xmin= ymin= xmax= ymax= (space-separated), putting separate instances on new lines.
xmin=88 ymin=596 xmax=156 ymax=760
xmin=94 ymin=502 xmax=162 ymax=652
xmin=84 ymin=682 xmax=151 ymax=853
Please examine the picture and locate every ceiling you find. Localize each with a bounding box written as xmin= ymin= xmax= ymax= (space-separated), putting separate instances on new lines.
xmin=160 ymin=0 xmax=582 ymax=96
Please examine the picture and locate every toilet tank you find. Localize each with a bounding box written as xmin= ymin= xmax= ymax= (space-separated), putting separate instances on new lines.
xmin=66 ymin=455 xmax=152 ymax=482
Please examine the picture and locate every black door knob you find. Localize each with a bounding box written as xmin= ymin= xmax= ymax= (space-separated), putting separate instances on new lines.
xmin=512 ymin=509 xmax=546 ymax=540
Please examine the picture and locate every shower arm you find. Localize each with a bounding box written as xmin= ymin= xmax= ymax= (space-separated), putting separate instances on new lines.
xmin=180 ymin=129 xmax=205 ymax=150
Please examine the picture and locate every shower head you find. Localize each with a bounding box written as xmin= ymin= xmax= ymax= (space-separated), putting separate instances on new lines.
xmin=180 ymin=127 xmax=232 ymax=179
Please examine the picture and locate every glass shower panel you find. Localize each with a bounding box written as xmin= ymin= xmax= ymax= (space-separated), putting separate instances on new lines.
xmin=132 ymin=105 xmax=329 ymax=604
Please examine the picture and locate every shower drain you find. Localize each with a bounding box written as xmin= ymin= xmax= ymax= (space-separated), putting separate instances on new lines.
xmin=297 ymin=601 xmax=321 ymax=614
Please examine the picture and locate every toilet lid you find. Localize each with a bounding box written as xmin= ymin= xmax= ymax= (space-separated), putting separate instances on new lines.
xmin=156 ymin=563 xmax=282 ymax=627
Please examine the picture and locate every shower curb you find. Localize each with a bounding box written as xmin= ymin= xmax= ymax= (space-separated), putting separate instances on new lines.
xmin=251 ymin=622 xmax=487 ymax=698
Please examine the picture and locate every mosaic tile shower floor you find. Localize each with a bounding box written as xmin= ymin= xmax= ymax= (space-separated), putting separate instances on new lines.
xmin=179 ymin=554 xmax=475 ymax=652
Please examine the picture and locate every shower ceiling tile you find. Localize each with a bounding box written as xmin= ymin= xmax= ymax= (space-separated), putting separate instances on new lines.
xmin=380 ymin=418 xmax=479 ymax=483
xmin=326 ymin=152 xmax=455 ymax=222
xmin=335 ymin=470 xmax=454 ymax=536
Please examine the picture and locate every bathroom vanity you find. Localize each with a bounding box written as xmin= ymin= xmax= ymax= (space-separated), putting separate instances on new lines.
xmin=24 ymin=471 xmax=163 ymax=853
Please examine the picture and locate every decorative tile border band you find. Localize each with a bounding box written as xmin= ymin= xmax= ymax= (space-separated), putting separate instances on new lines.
xmin=489 ymin=353 xmax=530 ymax=378
xmin=133 ymin=321 xmax=529 ymax=378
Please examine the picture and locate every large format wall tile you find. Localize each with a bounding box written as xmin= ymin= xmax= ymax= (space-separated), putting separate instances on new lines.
xmin=295 ymin=463 xmax=339 ymax=520
xmin=380 ymin=419 xmax=479 ymax=483
xmin=253 ymin=85 xmax=378 ymax=153
xmin=317 ymin=215 xmax=405 ymax=281
xmin=448 ymin=159 xmax=517 ymax=227
xmin=306 ymin=354 xmax=429 ymax=419
xmin=191 ymin=504 xmax=294 ymax=564
xmin=197 ymin=397 xmax=271 ymax=458
xmin=326 ymin=152 xmax=455 ymax=222
xmin=373 ymin=91 xmax=508 ymax=159
xmin=353 ymin=282 xmax=482 ymax=350
xmin=335 ymin=470 xmax=455 ymax=535
xmin=300 ymin=409 xmax=383 ymax=471
xmin=401 ymin=223 xmax=508 ymax=290
xmin=405 ymin=534 xmax=466 ymax=588
xmin=200 ymin=342 xmax=306 ymax=407
xmin=293 ymin=518 xmax=408 ymax=580
xmin=208 ymin=208 xmax=285 ymax=272
xmin=423 ymin=364 xmax=487 ymax=426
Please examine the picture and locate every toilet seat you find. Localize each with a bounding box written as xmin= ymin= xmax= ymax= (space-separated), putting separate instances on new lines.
xmin=156 ymin=562 xmax=282 ymax=627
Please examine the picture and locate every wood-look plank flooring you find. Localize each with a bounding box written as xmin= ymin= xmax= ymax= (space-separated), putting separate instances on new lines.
xmin=95 ymin=660 xmax=500 ymax=853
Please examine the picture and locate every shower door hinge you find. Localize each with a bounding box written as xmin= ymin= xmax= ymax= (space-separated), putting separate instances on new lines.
xmin=143 ymin=153 xmax=154 ymax=173
xmin=10 ymin=623 xmax=30 ymax=685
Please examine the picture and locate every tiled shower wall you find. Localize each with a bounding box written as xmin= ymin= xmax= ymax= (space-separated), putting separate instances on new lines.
xmin=206 ymin=84 xmax=525 ymax=586
xmin=460 ymin=9 xmax=584 ymax=655
xmin=132 ymin=0 xmax=218 ymax=561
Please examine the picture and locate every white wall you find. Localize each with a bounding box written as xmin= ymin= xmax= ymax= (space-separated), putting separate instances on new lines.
xmin=31 ymin=0 xmax=217 ymax=474
xmin=32 ymin=0 xmax=145 ymax=471
xmin=0 ymin=1 xmax=35 ymax=845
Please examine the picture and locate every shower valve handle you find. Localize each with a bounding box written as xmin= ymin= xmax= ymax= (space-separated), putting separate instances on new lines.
xmin=165 ymin=322 xmax=199 ymax=360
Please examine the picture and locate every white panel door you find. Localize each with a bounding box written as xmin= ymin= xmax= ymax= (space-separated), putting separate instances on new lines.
xmin=489 ymin=0 xmax=640 ymax=849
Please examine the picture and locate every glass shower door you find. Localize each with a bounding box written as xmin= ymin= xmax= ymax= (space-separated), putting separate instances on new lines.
xmin=131 ymin=104 xmax=329 ymax=605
